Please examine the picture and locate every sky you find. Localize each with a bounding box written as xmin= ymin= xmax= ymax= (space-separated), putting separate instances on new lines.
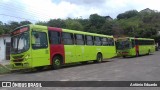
xmin=0 ymin=0 xmax=160 ymax=23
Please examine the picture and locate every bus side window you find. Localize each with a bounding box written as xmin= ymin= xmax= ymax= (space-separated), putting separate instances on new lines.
xmin=110 ymin=38 xmax=114 ymax=46
xmin=131 ymin=39 xmax=135 ymax=47
xmin=135 ymin=40 xmax=138 ymax=45
xmin=94 ymin=37 xmax=101 ymax=46
xmin=75 ymin=34 xmax=84 ymax=45
xmin=86 ymin=35 xmax=93 ymax=45
xmin=49 ymin=31 xmax=61 ymax=44
xmin=62 ymin=32 xmax=74 ymax=45
xmin=106 ymin=38 xmax=109 ymax=46
xmin=108 ymin=38 xmax=112 ymax=46
xmin=101 ymin=37 xmax=107 ymax=46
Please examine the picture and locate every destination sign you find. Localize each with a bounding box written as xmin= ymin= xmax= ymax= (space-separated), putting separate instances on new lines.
xmin=12 ymin=27 xmax=29 ymax=35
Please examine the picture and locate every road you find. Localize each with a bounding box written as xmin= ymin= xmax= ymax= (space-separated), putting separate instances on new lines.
xmin=0 ymin=51 xmax=160 ymax=90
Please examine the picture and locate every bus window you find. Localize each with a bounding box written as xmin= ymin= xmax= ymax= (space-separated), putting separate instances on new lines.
xmin=62 ymin=32 xmax=74 ymax=45
xmin=110 ymin=38 xmax=114 ymax=46
xmin=101 ymin=37 xmax=107 ymax=46
xmin=131 ymin=39 xmax=135 ymax=47
xmin=135 ymin=40 xmax=138 ymax=45
xmin=49 ymin=31 xmax=61 ymax=44
xmin=108 ymin=38 xmax=114 ymax=46
xmin=32 ymin=31 xmax=48 ymax=49
xmin=86 ymin=35 xmax=93 ymax=45
xmin=75 ymin=34 xmax=84 ymax=45
xmin=94 ymin=37 xmax=101 ymax=46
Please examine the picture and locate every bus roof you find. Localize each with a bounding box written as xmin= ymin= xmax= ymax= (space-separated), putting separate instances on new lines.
xmin=116 ymin=37 xmax=154 ymax=41
xmin=29 ymin=24 xmax=113 ymax=38
xmin=63 ymin=29 xmax=113 ymax=38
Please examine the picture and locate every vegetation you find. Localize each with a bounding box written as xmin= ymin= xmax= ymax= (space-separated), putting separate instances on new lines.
xmin=0 ymin=8 xmax=160 ymax=42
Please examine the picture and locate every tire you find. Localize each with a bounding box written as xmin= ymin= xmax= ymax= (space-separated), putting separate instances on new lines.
xmin=94 ymin=53 xmax=102 ymax=63
xmin=52 ymin=56 xmax=62 ymax=69
xmin=123 ymin=56 xmax=126 ymax=58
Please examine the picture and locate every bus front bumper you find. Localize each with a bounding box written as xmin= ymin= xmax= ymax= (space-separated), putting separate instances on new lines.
xmin=117 ymin=51 xmax=130 ymax=56
xmin=10 ymin=61 xmax=32 ymax=70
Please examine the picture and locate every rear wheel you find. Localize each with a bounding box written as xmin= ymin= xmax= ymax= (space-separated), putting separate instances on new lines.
xmin=94 ymin=53 xmax=102 ymax=63
xmin=52 ymin=56 xmax=62 ymax=69
xmin=123 ymin=56 xmax=126 ymax=58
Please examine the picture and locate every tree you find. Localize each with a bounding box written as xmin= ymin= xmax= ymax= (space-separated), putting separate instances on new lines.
xmin=47 ymin=19 xmax=66 ymax=28
xmin=35 ymin=21 xmax=47 ymax=26
xmin=20 ymin=21 xmax=32 ymax=25
xmin=65 ymin=18 xmax=83 ymax=31
xmin=0 ymin=21 xmax=4 ymax=34
xmin=89 ymin=14 xmax=106 ymax=29
xmin=117 ymin=10 xmax=138 ymax=19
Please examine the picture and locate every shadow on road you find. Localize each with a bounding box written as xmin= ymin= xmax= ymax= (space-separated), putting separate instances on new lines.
xmin=118 ymin=54 xmax=153 ymax=59
xmin=15 ymin=60 xmax=111 ymax=74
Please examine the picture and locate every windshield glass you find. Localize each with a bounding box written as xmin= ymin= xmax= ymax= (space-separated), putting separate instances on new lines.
xmin=116 ymin=40 xmax=130 ymax=50
xmin=11 ymin=31 xmax=29 ymax=54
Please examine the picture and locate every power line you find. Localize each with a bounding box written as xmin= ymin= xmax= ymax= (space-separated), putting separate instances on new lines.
xmin=0 ymin=13 xmax=38 ymax=22
xmin=0 ymin=5 xmax=54 ymax=20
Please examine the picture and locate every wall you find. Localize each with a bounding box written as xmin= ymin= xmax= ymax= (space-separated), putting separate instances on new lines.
xmin=0 ymin=36 xmax=10 ymax=62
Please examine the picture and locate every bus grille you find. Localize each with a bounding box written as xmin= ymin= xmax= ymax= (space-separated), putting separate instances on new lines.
xmin=15 ymin=63 xmax=22 ymax=66
xmin=13 ymin=58 xmax=23 ymax=62
xmin=13 ymin=55 xmax=24 ymax=59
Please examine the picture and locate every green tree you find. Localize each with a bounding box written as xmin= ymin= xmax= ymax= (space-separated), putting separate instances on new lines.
xmin=117 ymin=10 xmax=138 ymax=20
xmin=0 ymin=21 xmax=4 ymax=34
xmin=36 ymin=21 xmax=47 ymax=26
xmin=65 ymin=18 xmax=83 ymax=31
xmin=20 ymin=21 xmax=32 ymax=25
xmin=47 ymin=19 xmax=66 ymax=28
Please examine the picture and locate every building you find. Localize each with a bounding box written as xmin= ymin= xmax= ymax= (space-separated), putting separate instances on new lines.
xmin=0 ymin=34 xmax=11 ymax=62
xmin=104 ymin=16 xmax=113 ymax=21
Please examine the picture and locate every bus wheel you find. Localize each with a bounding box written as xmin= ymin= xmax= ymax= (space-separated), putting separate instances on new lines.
xmin=94 ymin=53 xmax=102 ymax=63
xmin=123 ymin=56 xmax=126 ymax=58
xmin=52 ymin=56 xmax=62 ymax=69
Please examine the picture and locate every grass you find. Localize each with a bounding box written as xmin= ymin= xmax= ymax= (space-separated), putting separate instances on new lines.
xmin=0 ymin=64 xmax=11 ymax=74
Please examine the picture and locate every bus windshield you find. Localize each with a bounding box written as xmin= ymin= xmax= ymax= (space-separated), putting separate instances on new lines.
xmin=11 ymin=31 xmax=29 ymax=54
xmin=116 ymin=40 xmax=130 ymax=50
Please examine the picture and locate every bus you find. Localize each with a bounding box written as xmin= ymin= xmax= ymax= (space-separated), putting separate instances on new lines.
xmin=10 ymin=24 xmax=117 ymax=70
xmin=116 ymin=37 xmax=155 ymax=57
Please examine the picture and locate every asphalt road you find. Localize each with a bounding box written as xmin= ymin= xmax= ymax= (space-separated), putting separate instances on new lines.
xmin=0 ymin=51 xmax=160 ymax=90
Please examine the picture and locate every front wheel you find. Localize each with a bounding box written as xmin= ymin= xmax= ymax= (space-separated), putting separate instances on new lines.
xmin=52 ymin=56 xmax=62 ymax=69
xmin=94 ymin=53 xmax=102 ymax=63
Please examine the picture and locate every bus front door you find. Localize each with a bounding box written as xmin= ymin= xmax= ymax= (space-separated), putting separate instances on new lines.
xmin=31 ymin=29 xmax=50 ymax=67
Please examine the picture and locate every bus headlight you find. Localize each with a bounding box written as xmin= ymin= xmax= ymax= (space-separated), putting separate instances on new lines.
xmin=24 ymin=54 xmax=30 ymax=59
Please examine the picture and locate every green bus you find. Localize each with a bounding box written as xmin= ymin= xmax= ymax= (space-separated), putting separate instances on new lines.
xmin=116 ymin=37 xmax=155 ymax=57
xmin=10 ymin=24 xmax=117 ymax=70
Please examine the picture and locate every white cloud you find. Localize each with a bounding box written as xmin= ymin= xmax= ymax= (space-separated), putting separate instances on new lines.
xmin=1 ymin=0 xmax=160 ymax=23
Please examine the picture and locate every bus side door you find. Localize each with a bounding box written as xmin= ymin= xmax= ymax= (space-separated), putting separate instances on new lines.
xmin=31 ymin=29 xmax=50 ymax=67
